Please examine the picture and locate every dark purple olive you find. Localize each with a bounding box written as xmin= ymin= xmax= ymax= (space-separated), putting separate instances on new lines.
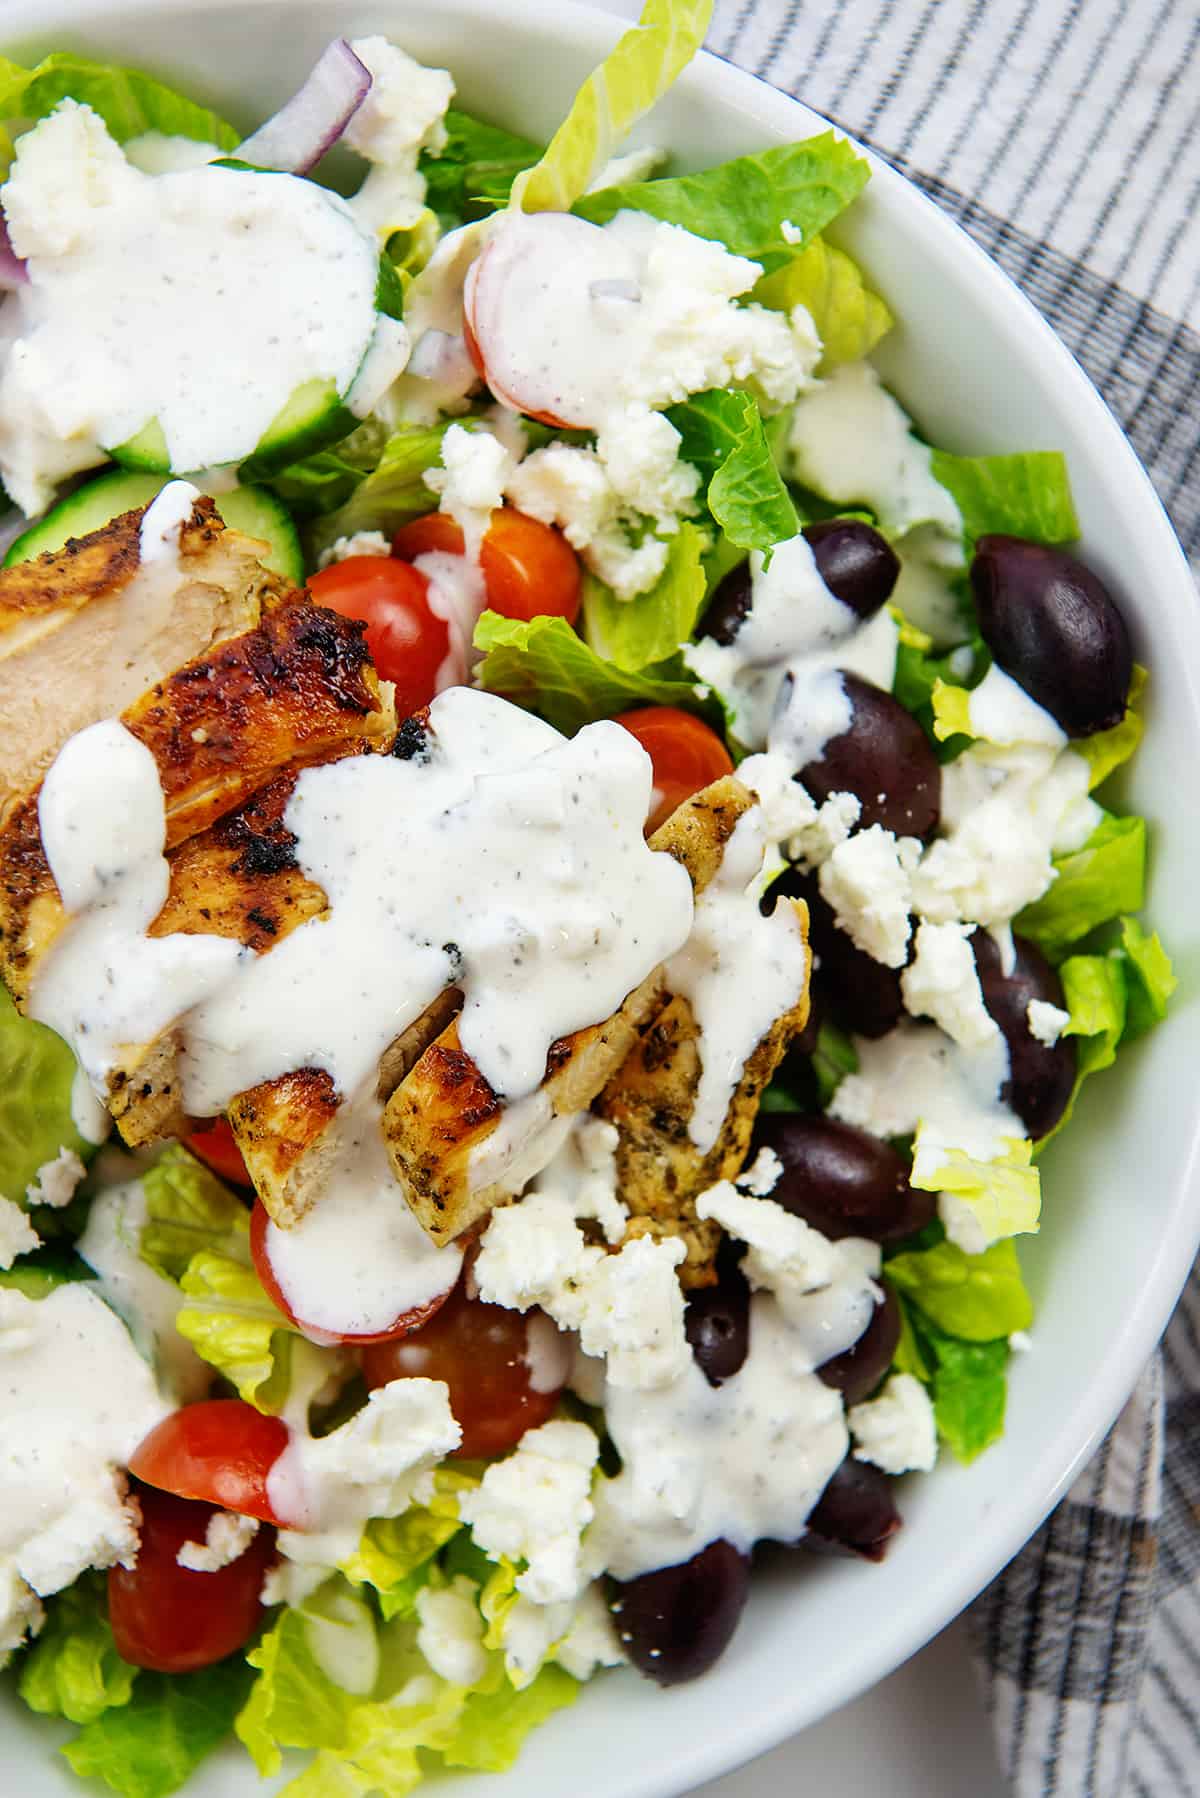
xmin=805 ymin=1456 xmax=902 ymax=1562
xmin=971 ymin=535 xmax=1133 ymax=737
xmin=798 ymin=673 xmax=941 ymax=838
xmin=775 ymin=867 xmax=906 ymax=1040
xmin=610 ymin=1539 xmax=751 ymax=1685
xmin=803 ymin=518 xmax=900 ymax=619
xmin=685 ymin=1257 xmax=750 ymax=1387
xmin=817 ymin=1286 xmax=902 ymax=1406
xmin=751 ymin=1114 xmax=934 ymax=1243
xmin=972 ymin=930 xmax=1077 ymax=1139
xmin=696 ymin=561 xmax=752 ymax=645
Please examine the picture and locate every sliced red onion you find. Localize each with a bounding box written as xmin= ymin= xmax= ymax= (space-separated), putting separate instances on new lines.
xmin=0 ymin=214 xmax=28 ymax=289
xmin=236 ymin=38 xmax=372 ymax=177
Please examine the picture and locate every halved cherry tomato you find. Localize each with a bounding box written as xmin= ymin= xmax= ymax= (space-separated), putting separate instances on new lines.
xmin=614 ymin=707 xmax=735 ymax=834
xmin=129 ymin=1400 xmax=291 ymax=1525
xmin=249 ymin=1198 xmax=456 ymax=1346
xmin=393 ymin=506 xmax=581 ymax=626
xmin=184 ymin=1119 xmax=251 ymax=1187
xmin=109 ymin=1484 xmax=275 ymax=1673
xmin=362 ymin=1280 xmax=565 ymax=1460
xmin=307 ymin=556 xmax=450 ymax=716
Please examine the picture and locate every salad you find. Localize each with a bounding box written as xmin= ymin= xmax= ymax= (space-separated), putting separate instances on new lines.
xmin=0 ymin=2 xmax=1177 ymax=1794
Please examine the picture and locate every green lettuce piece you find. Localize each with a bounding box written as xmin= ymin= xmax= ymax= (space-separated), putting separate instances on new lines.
xmin=304 ymin=425 xmax=452 ymax=558
xmin=752 ymin=235 xmax=892 ymax=365
xmin=929 ymin=678 xmax=974 ymax=743
xmin=891 ymin=633 xmax=988 ymax=757
xmin=1017 ymin=812 xmax=1146 ymax=960
xmin=575 ymin=133 xmax=870 ymax=275
xmin=0 ymin=1245 xmax=93 ymax=1299
xmin=922 ymin=1324 xmax=1009 ymax=1463
xmin=928 ymin=449 xmax=1079 ymax=547
xmin=1075 ymin=664 xmax=1147 ymax=791
xmin=474 ymin=610 xmax=720 ymax=736
xmin=512 ymin=0 xmax=712 ymax=213
xmin=1120 ymin=914 xmax=1177 ymax=1037
xmin=910 ymin=1134 xmax=1041 ymax=1245
xmin=420 ymin=108 xmax=544 ymax=227
xmin=62 ymin=1660 xmax=252 ymax=1798
xmin=444 ymin=1665 xmax=579 ymax=1772
xmin=812 ymin=1020 xmax=858 ymax=1107
xmin=340 ymin=1469 xmax=479 ymax=1622
xmin=581 ymin=521 xmax=707 ymax=671
xmin=890 ymin=1294 xmax=931 ymax=1383
xmin=0 ymin=53 xmax=239 ymax=165
xmin=138 ymin=1145 xmax=247 ymax=1279
xmin=18 ymin=1575 xmax=136 ymax=1726
xmin=665 ymin=390 xmax=798 ymax=552
xmin=0 ymin=988 xmax=90 ymax=1205
xmin=884 ymin=1237 xmax=1033 ymax=1340
xmin=1060 ymin=950 xmax=1127 ymax=1077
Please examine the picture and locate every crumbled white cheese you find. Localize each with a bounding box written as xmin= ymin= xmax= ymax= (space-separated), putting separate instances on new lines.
xmin=848 ymin=1373 xmax=938 ymax=1474
xmin=318 ymin=530 xmax=392 ymax=568
xmin=0 ymin=1196 xmax=39 ymax=1269
xmin=1027 ymin=999 xmax=1071 ymax=1047
xmin=25 ymin=1145 xmax=87 ymax=1209
xmin=425 ymin=421 xmax=516 ymax=559
xmin=830 ymin=1019 xmax=1022 ymax=1166
xmin=696 ymin=1181 xmax=842 ymax=1300
xmin=555 ymin=1581 xmax=627 ymax=1679
xmin=737 ymin=1145 xmax=783 ymax=1197
xmin=457 ymin=1420 xmax=600 ymax=1606
xmin=177 ymin=1510 xmax=260 ymax=1573
xmin=345 ymin=37 xmax=454 ymax=239
xmin=1009 ymin=1329 xmax=1034 ymax=1353
xmin=415 ymin=1575 xmax=489 ymax=1686
xmin=901 ymin=920 xmax=999 ymax=1048
xmin=819 ymin=825 xmax=921 ymax=967
xmin=0 ymin=1563 xmax=45 ymax=1665
xmin=737 ymin=752 xmax=861 ymax=876
xmin=532 ymin=1115 xmax=627 ymax=1246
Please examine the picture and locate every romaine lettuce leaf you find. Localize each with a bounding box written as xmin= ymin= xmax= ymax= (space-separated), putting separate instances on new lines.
xmin=665 ymin=390 xmax=798 ymax=552
xmin=883 ymin=1236 xmax=1033 ymax=1340
xmin=928 ymin=449 xmax=1079 ymax=547
xmin=1059 ymin=949 xmax=1127 ymax=1077
xmin=921 ymin=1324 xmax=1009 ymax=1463
xmin=0 ymin=53 xmax=239 ymax=163
xmin=474 ymin=610 xmax=721 ymax=736
xmin=18 ymin=1574 xmax=136 ymax=1726
xmin=511 ymin=0 xmax=712 ymax=213
xmin=420 ymin=109 xmax=544 ymax=228
xmin=581 ymin=522 xmax=707 ymax=672
xmin=444 ymin=1663 xmax=579 ymax=1771
xmin=1120 ymin=914 xmax=1177 ymax=1037
xmin=752 ymin=235 xmax=892 ymax=366
xmin=575 ymin=132 xmax=870 ymax=275
xmin=62 ymin=1659 xmax=252 ymax=1798
xmin=1074 ymin=664 xmax=1147 ymax=791
xmin=138 ymin=1145 xmax=247 ymax=1280
xmin=0 ymin=988 xmax=90 ymax=1206
xmin=909 ymin=1134 xmax=1041 ymax=1246
xmin=340 ymin=1469 xmax=479 ymax=1622
xmin=1017 ymin=812 xmax=1147 ymax=960
xmin=304 ymin=425 xmax=452 ymax=557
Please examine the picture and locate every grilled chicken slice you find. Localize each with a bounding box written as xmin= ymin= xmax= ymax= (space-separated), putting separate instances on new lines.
xmin=596 ymin=897 xmax=810 ymax=1288
xmin=381 ymin=776 xmax=755 ymax=1247
xmin=0 ymin=498 xmax=279 ymax=825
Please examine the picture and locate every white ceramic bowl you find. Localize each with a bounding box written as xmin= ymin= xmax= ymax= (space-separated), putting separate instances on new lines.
xmin=4 ymin=3 xmax=1199 ymax=1794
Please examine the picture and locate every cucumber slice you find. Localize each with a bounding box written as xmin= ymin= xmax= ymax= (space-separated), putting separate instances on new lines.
xmin=109 ymin=418 xmax=171 ymax=474
xmin=238 ymin=377 xmax=359 ymax=483
xmin=5 ymin=469 xmax=303 ymax=585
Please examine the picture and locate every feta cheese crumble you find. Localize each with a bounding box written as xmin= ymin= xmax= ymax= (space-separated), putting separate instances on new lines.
xmin=318 ymin=530 xmax=392 ymax=567
xmin=345 ymin=36 xmax=454 ymax=240
xmin=177 ymin=1510 xmax=260 ymax=1573
xmin=1027 ymin=999 xmax=1071 ymax=1046
xmin=24 ymin=1145 xmax=87 ymax=1209
xmin=415 ymin=1575 xmax=489 ymax=1686
xmin=901 ymin=919 xmax=1000 ymax=1048
xmin=819 ymin=825 xmax=921 ymax=967
xmin=0 ymin=1196 xmax=39 ymax=1269
xmin=457 ymin=1420 xmax=600 ymax=1605
xmin=848 ymin=1373 xmax=938 ymax=1474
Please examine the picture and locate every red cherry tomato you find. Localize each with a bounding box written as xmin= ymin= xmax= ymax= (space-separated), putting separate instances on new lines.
xmin=307 ymin=556 xmax=450 ymax=717
xmin=184 ymin=1119 xmax=251 ymax=1187
xmin=109 ymin=1484 xmax=276 ymax=1672
xmin=249 ymin=1198 xmax=456 ymax=1345
xmin=129 ymin=1400 xmax=291 ymax=1525
xmin=362 ymin=1281 xmax=565 ymax=1460
xmin=614 ymin=707 xmax=735 ymax=834
xmin=393 ymin=506 xmax=581 ymax=626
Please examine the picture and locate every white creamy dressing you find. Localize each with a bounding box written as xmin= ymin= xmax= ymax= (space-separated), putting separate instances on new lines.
xmin=417 ymin=422 xmax=519 ymax=692
xmin=0 ymin=101 xmax=405 ymax=512
xmin=964 ymin=664 xmax=1068 ymax=748
xmin=830 ymin=1018 xmax=1022 ymax=1165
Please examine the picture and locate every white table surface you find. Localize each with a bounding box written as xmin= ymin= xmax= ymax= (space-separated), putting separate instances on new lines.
xmin=693 ymin=1615 xmax=1008 ymax=1797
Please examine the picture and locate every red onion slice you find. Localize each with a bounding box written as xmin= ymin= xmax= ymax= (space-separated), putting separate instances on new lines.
xmin=236 ymin=38 xmax=372 ymax=177
xmin=0 ymin=213 xmax=28 ymax=289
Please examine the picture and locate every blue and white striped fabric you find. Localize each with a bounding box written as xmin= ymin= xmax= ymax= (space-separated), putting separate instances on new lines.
xmin=697 ymin=3 xmax=1199 ymax=1792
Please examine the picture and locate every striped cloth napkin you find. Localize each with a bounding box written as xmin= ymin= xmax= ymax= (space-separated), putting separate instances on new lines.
xmin=698 ymin=2 xmax=1199 ymax=1792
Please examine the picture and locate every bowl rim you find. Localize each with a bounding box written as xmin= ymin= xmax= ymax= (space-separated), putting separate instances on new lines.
xmin=2 ymin=1 xmax=1199 ymax=1791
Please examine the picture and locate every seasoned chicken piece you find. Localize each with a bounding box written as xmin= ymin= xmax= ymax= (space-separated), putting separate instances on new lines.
xmin=381 ymin=776 xmax=756 ymax=1247
xmin=0 ymin=498 xmax=279 ymax=824
xmin=597 ymin=896 xmax=810 ymax=1288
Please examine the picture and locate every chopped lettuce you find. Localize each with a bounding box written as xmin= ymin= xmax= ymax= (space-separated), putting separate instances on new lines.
xmin=511 ymin=0 xmax=712 ymax=213
xmin=420 ymin=109 xmax=544 ymax=228
xmin=1075 ymin=664 xmax=1147 ymax=792
xmin=1043 ymin=916 xmax=1176 ymax=1139
xmin=581 ymin=521 xmax=707 ymax=671
xmin=0 ymin=988 xmax=90 ymax=1207
xmin=444 ymin=1664 xmax=578 ymax=1772
xmin=752 ymin=235 xmax=892 ymax=366
xmin=62 ymin=1660 xmax=253 ymax=1798
xmin=576 ymin=132 xmax=870 ymax=275
xmin=884 ymin=1236 xmax=1033 ymax=1340
xmin=812 ymin=1020 xmax=858 ymax=1107
xmin=909 ymin=1134 xmax=1041 ymax=1246
xmin=18 ymin=1574 xmax=136 ymax=1727
xmin=665 ymin=390 xmax=798 ymax=552
xmin=921 ymin=1323 xmax=1009 ymax=1463
xmin=1017 ymin=812 xmax=1147 ymax=960
xmin=303 ymin=425 xmax=451 ymax=558
xmin=0 ymin=53 xmax=239 ymax=168
xmin=892 ymin=632 xmax=988 ymax=758
xmin=340 ymin=1469 xmax=479 ymax=1622
xmin=1120 ymin=914 xmax=1177 ymax=1037
xmin=474 ymin=609 xmax=721 ymax=736
xmin=928 ymin=449 xmax=1079 ymax=548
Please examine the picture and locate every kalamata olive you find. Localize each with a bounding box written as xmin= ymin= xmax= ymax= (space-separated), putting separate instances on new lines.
xmin=972 ymin=930 xmax=1077 ymax=1139
xmin=696 ymin=561 xmax=752 ymax=645
xmin=970 ymin=535 xmax=1133 ymax=737
xmin=751 ymin=1114 xmax=935 ymax=1243
xmin=803 ymin=518 xmax=900 ymax=619
xmin=774 ymin=867 xmax=906 ymax=1040
xmin=685 ymin=1256 xmax=750 ymax=1387
xmin=798 ymin=673 xmax=941 ymax=838
xmin=805 ymin=1456 xmax=902 ymax=1562
xmin=817 ymin=1286 xmax=901 ymax=1406
xmin=610 ymin=1539 xmax=751 ymax=1685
